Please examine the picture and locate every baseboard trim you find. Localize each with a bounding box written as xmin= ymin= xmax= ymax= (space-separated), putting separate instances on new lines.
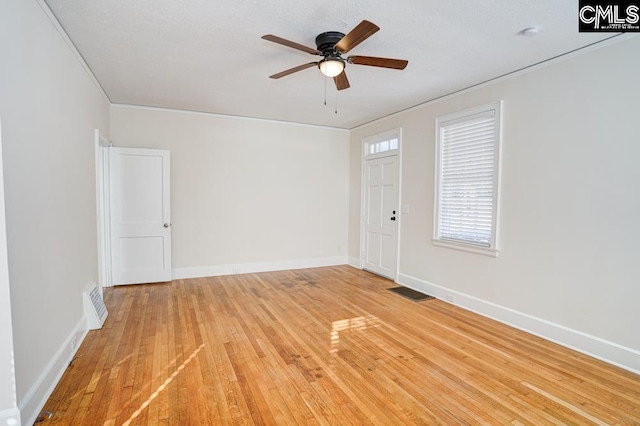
xmin=0 ymin=408 xmax=20 ymax=425
xmin=397 ymin=273 xmax=640 ymax=375
xmin=172 ymin=256 xmax=348 ymax=280
xmin=18 ymin=315 xmax=88 ymax=426
xmin=347 ymin=257 xmax=361 ymax=268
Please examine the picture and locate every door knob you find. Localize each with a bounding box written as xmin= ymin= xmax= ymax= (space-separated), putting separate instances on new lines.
xmin=164 ymin=223 xmax=171 ymax=228
xmin=390 ymin=217 xmax=396 ymax=221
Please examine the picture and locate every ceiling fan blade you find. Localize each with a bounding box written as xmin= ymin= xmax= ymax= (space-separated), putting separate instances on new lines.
xmin=333 ymin=71 xmax=350 ymax=91
xmin=261 ymin=35 xmax=321 ymax=55
xmin=269 ymin=62 xmax=318 ymax=79
xmin=334 ymin=20 xmax=380 ymax=53
xmin=349 ymin=56 xmax=408 ymax=70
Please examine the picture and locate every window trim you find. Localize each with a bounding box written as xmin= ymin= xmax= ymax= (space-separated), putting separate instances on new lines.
xmin=433 ymin=101 xmax=503 ymax=257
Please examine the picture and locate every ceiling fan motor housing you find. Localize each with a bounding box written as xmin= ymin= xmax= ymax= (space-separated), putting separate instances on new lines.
xmin=315 ymin=31 xmax=345 ymax=55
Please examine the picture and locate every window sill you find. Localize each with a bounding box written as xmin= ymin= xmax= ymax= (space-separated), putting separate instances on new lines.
xmin=432 ymin=239 xmax=499 ymax=257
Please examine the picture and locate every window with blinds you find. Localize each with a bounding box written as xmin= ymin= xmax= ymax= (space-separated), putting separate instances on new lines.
xmin=434 ymin=102 xmax=502 ymax=255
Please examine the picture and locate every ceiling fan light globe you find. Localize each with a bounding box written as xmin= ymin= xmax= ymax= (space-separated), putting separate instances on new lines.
xmin=319 ymin=59 xmax=344 ymax=77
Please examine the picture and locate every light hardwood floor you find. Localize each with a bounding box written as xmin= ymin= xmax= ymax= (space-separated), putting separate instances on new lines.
xmin=43 ymin=266 xmax=640 ymax=425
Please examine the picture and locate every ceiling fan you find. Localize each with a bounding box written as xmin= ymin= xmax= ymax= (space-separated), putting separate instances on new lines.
xmin=262 ymin=20 xmax=408 ymax=91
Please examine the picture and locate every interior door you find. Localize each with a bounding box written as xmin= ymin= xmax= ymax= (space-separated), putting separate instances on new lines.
xmin=110 ymin=147 xmax=171 ymax=285
xmin=363 ymin=154 xmax=399 ymax=279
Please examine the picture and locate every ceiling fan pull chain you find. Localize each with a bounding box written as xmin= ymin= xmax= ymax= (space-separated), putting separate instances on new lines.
xmin=324 ymin=75 xmax=327 ymax=106
xmin=335 ymin=89 xmax=338 ymax=114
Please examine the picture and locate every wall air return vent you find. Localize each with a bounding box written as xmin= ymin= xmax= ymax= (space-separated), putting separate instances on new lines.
xmin=83 ymin=282 xmax=108 ymax=330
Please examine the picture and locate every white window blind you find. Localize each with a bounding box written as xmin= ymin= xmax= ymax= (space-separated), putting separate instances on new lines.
xmin=435 ymin=103 xmax=501 ymax=252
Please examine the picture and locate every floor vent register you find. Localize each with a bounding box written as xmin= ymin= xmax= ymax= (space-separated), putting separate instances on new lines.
xmin=388 ymin=286 xmax=435 ymax=301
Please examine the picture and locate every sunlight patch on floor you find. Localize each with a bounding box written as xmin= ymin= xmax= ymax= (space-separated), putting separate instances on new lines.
xmin=121 ymin=343 xmax=205 ymax=426
xmin=330 ymin=315 xmax=380 ymax=357
xmin=521 ymin=381 xmax=607 ymax=426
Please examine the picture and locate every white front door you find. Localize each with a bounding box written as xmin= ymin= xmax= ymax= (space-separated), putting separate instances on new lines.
xmin=363 ymin=154 xmax=399 ymax=279
xmin=110 ymin=147 xmax=171 ymax=285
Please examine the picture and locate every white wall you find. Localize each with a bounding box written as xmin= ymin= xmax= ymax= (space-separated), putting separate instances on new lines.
xmin=110 ymin=106 xmax=350 ymax=275
xmin=0 ymin=0 xmax=110 ymax=421
xmin=349 ymin=36 xmax=640 ymax=370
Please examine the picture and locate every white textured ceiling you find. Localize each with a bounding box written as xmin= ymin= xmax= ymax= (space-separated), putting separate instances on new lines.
xmin=44 ymin=0 xmax=614 ymax=129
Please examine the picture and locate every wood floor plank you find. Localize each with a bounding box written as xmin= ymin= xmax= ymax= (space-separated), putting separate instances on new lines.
xmin=41 ymin=266 xmax=640 ymax=425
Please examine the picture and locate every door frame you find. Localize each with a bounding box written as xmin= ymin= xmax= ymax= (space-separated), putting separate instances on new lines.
xmin=94 ymin=130 xmax=113 ymax=290
xmin=0 ymin=116 xmax=22 ymax=425
xmin=359 ymin=128 xmax=403 ymax=281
